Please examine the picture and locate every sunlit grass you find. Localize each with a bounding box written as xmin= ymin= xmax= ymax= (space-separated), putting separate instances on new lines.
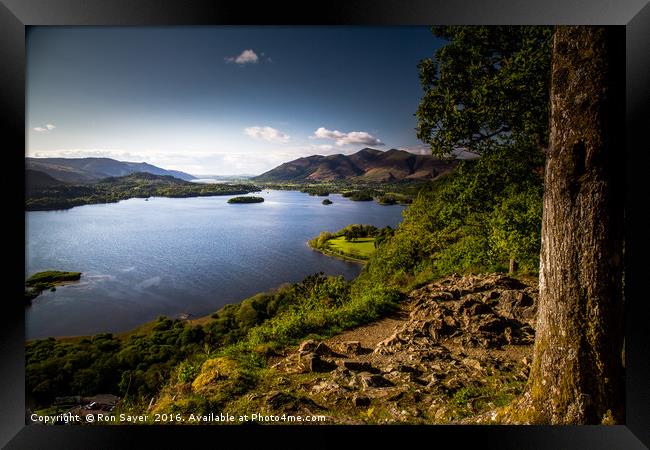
xmin=327 ymin=236 xmax=376 ymax=259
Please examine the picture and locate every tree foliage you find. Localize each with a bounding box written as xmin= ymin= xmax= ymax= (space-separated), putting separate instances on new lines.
xmin=416 ymin=26 xmax=553 ymax=156
xmin=26 ymin=320 xmax=207 ymax=407
xmin=356 ymin=144 xmax=545 ymax=291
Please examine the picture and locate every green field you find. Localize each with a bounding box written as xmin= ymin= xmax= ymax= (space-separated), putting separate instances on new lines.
xmin=326 ymin=236 xmax=376 ymax=260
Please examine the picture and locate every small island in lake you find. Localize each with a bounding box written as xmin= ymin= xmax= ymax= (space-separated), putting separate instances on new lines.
xmin=322 ymin=199 xmax=333 ymax=205
xmin=227 ymin=196 xmax=264 ymax=204
xmin=25 ymin=270 xmax=82 ymax=304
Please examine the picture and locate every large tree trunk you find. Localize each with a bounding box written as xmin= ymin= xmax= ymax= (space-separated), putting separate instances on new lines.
xmin=526 ymin=26 xmax=625 ymax=424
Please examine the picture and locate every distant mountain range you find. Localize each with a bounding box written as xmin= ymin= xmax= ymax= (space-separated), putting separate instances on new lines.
xmin=25 ymin=157 xmax=196 ymax=186
xmin=252 ymin=148 xmax=458 ymax=182
xmin=26 ymin=149 xmax=458 ymax=188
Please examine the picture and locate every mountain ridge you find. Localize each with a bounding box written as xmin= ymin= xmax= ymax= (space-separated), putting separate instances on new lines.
xmin=253 ymin=148 xmax=457 ymax=182
xmin=25 ymin=157 xmax=196 ymax=184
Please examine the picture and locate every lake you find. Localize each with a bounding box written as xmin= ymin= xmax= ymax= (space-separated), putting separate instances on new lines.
xmin=25 ymin=190 xmax=405 ymax=339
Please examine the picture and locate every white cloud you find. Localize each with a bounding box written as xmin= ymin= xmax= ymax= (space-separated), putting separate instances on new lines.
xmin=244 ymin=126 xmax=290 ymax=144
xmin=28 ymin=148 xmax=149 ymax=161
xmin=313 ymin=127 xmax=344 ymax=140
xmin=312 ymin=127 xmax=384 ymax=147
xmin=33 ymin=123 xmax=56 ymax=133
xmin=225 ymin=49 xmax=259 ymax=65
xmin=398 ymin=144 xmax=430 ymax=155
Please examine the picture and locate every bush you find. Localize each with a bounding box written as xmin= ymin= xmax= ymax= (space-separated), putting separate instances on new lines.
xmin=26 ymin=317 xmax=205 ymax=407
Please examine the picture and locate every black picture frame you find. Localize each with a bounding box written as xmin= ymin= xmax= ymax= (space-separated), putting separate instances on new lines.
xmin=1 ymin=1 xmax=649 ymax=448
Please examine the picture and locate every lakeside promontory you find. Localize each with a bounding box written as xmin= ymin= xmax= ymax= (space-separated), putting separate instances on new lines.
xmin=308 ymin=224 xmax=394 ymax=262
xmin=25 ymin=271 xmax=82 ymax=303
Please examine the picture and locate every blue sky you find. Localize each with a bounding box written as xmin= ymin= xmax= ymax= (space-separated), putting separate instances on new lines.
xmin=27 ymin=27 xmax=445 ymax=175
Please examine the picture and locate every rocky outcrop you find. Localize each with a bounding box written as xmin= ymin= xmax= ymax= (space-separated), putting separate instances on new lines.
xmin=266 ymin=274 xmax=538 ymax=423
xmin=376 ymin=274 xmax=537 ymax=354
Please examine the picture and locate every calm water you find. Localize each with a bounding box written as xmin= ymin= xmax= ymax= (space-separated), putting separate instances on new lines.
xmin=25 ymin=190 xmax=405 ymax=339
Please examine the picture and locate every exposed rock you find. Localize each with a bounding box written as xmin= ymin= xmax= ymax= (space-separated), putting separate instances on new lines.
xmin=461 ymin=358 xmax=482 ymax=371
xmin=496 ymin=290 xmax=537 ymax=324
xmin=331 ymin=366 xmax=352 ymax=380
xmin=360 ymin=373 xmax=395 ymax=389
xmin=304 ymin=353 xmax=337 ymax=373
xmin=352 ymin=395 xmax=371 ymax=407
xmin=386 ymin=390 xmax=406 ymax=402
xmin=433 ymin=406 xmax=450 ymax=421
xmin=397 ymin=364 xmax=420 ymax=374
xmin=265 ymin=391 xmax=323 ymax=414
xmin=338 ymin=360 xmax=378 ymax=373
xmin=298 ymin=339 xmax=318 ymax=354
xmin=443 ymin=376 xmax=465 ymax=392
xmin=378 ymin=274 xmax=538 ymax=354
xmin=298 ymin=340 xmax=335 ymax=356
xmin=337 ymin=341 xmax=364 ymax=355
xmin=311 ymin=380 xmax=347 ymax=396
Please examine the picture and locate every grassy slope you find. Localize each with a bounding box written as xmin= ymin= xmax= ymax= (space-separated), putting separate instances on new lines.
xmin=327 ymin=237 xmax=376 ymax=259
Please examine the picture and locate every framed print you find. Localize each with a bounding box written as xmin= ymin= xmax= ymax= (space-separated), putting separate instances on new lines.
xmin=1 ymin=0 xmax=649 ymax=448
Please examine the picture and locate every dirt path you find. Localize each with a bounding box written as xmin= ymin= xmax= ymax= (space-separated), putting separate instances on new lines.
xmin=324 ymin=304 xmax=411 ymax=357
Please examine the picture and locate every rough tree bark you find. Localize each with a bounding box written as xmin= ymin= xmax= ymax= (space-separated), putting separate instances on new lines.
xmin=525 ymin=26 xmax=626 ymax=424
